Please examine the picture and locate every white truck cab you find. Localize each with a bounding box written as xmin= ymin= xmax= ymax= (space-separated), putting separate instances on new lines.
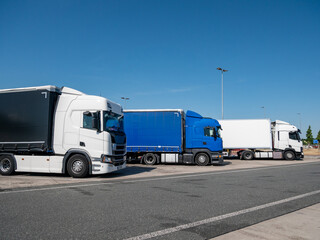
xmin=272 ymin=120 xmax=303 ymax=159
xmin=0 ymin=86 xmax=126 ymax=177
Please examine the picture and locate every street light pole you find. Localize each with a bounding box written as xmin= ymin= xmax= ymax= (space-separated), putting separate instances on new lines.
xmin=217 ymin=67 xmax=228 ymax=119
xmin=121 ymin=97 xmax=130 ymax=109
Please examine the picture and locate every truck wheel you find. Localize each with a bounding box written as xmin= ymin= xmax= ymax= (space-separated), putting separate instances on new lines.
xmin=67 ymin=154 xmax=89 ymax=178
xmin=0 ymin=155 xmax=15 ymax=175
xmin=242 ymin=151 xmax=254 ymax=160
xmin=284 ymin=151 xmax=295 ymax=160
xmin=195 ymin=153 xmax=209 ymax=166
xmin=143 ymin=153 xmax=157 ymax=165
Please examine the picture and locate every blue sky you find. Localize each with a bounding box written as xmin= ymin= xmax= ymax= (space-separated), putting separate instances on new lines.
xmin=1 ymin=0 xmax=319 ymax=138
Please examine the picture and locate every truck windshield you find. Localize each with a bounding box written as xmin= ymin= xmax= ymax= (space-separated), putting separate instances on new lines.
xmin=103 ymin=111 xmax=124 ymax=132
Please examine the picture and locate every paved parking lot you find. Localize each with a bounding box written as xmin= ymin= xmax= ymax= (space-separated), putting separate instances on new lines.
xmin=1 ymin=156 xmax=319 ymax=190
xmin=1 ymin=155 xmax=319 ymax=239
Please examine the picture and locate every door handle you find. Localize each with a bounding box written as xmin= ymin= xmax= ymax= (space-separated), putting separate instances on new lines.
xmin=80 ymin=142 xmax=85 ymax=147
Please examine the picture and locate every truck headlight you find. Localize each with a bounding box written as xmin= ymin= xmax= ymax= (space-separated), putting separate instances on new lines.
xmin=101 ymin=155 xmax=112 ymax=163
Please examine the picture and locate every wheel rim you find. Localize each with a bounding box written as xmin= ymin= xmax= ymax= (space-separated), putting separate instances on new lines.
xmin=0 ymin=158 xmax=11 ymax=172
xmin=72 ymin=160 xmax=83 ymax=173
xmin=198 ymin=155 xmax=207 ymax=164
xmin=286 ymin=152 xmax=293 ymax=159
xmin=146 ymin=156 xmax=154 ymax=164
xmin=244 ymin=152 xmax=252 ymax=159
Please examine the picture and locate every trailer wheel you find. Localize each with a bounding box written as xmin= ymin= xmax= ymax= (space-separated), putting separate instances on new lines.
xmin=143 ymin=153 xmax=157 ymax=165
xmin=284 ymin=150 xmax=295 ymax=160
xmin=0 ymin=155 xmax=15 ymax=175
xmin=67 ymin=154 xmax=89 ymax=178
xmin=195 ymin=153 xmax=209 ymax=166
xmin=242 ymin=151 xmax=254 ymax=160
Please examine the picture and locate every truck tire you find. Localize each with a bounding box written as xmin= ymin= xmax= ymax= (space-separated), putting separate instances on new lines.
xmin=242 ymin=151 xmax=254 ymax=160
xmin=143 ymin=153 xmax=157 ymax=165
xmin=0 ymin=155 xmax=15 ymax=175
xmin=67 ymin=154 xmax=89 ymax=178
xmin=284 ymin=150 xmax=295 ymax=160
xmin=195 ymin=153 xmax=209 ymax=166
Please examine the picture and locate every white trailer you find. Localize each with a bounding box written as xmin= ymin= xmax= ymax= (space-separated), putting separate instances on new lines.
xmin=219 ymin=119 xmax=303 ymax=160
xmin=0 ymin=86 xmax=126 ymax=177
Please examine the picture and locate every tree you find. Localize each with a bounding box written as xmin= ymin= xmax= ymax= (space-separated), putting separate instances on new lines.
xmin=306 ymin=125 xmax=313 ymax=145
xmin=317 ymin=130 xmax=320 ymax=143
xmin=302 ymin=139 xmax=308 ymax=145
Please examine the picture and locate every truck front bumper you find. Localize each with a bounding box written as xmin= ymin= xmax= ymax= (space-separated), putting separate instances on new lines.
xmin=211 ymin=153 xmax=224 ymax=165
xmin=297 ymin=152 xmax=304 ymax=159
xmin=92 ymin=161 xmax=126 ymax=174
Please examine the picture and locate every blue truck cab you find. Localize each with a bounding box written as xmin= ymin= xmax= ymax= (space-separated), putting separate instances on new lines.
xmin=124 ymin=109 xmax=223 ymax=166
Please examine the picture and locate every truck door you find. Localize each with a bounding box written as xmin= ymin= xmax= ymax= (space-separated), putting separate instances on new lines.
xmin=276 ymin=131 xmax=288 ymax=150
xmin=288 ymin=131 xmax=302 ymax=152
xmin=79 ymin=111 xmax=104 ymax=158
xmin=203 ymin=127 xmax=221 ymax=151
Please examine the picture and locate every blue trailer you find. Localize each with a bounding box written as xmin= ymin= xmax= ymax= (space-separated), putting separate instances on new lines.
xmin=124 ymin=109 xmax=223 ymax=166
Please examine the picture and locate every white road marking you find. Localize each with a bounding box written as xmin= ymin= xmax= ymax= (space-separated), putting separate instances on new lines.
xmin=0 ymin=161 xmax=319 ymax=195
xmin=124 ymin=189 xmax=320 ymax=240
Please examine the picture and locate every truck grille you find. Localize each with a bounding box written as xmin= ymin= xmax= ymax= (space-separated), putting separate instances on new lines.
xmin=112 ymin=144 xmax=126 ymax=162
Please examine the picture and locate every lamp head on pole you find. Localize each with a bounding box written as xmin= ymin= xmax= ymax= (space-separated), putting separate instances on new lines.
xmin=217 ymin=67 xmax=228 ymax=72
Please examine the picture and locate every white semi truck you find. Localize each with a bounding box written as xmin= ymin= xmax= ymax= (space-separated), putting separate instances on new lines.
xmin=0 ymin=86 xmax=126 ymax=177
xmin=219 ymin=119 xmax=303 ymax=160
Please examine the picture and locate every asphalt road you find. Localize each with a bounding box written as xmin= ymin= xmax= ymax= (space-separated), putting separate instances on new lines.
xmin=1 ymin=162 xmax=320 ymax=240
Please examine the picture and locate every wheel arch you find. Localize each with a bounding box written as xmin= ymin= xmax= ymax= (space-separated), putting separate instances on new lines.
xmin=194 ymin=151 xmax=210 ymax=159
xmin=284 ymin=148 xmax=296 ymax=153
xmin=62 ymin=149 xmax=92 ymax=174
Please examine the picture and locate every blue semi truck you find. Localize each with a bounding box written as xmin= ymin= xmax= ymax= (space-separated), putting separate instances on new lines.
xmin=123 ymin=109 xmax=223 ymax=166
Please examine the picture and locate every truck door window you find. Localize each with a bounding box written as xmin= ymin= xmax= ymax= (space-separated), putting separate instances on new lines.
xmin=289 ymin=132 xmax=299 ymax=140
xmin=83 ymin=112 xmax=99 ymax=130
xmin=204 ymin=127 xmax=214 ymax=137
